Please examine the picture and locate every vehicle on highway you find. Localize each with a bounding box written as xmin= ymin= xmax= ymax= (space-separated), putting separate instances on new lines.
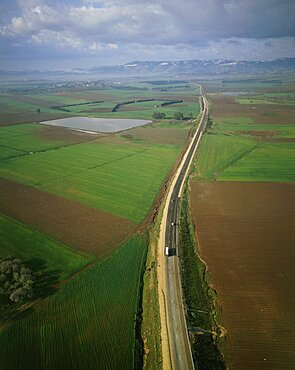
xmin=165 ymin=246 xmax=170 ymax=256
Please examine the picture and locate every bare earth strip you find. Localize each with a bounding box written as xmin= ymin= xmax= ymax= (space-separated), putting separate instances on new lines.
xmin=190 ymin=181 xmax=295 ymax=370
xmin=36 ymin=124 xmax=105 ymax=143
xmin=0 ymin=178 xmax=136 ymax=257
xmin=0 ymin=112 xmax=70 ymax=127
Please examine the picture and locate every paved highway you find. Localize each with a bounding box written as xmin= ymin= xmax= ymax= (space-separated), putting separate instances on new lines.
xmin=162 ymin=91 xmax=208 ymax=370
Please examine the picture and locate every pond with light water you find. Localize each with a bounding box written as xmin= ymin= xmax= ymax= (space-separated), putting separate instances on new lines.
xmin=40 ymin=117 xmax=151 ymax=133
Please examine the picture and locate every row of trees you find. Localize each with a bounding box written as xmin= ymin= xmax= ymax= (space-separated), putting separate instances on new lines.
xmin=0 ymin=257 xmax=34 ymax=303
xmin=153 ymin=112 xmax=193 ymax=120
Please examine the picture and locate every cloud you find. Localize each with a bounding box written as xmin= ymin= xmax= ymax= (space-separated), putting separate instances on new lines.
xmin=0 ymin=0 xmax=294 ymax=69
xmin=2 ymin=0 xmax=294 ymax=41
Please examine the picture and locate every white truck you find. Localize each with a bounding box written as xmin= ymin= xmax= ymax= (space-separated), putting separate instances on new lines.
xmin=165 ymin=246 xmax=170 ymax=256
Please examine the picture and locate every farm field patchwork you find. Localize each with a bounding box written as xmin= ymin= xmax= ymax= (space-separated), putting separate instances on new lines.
xmin=209 ymin=93 xmax=295 ymax=124
xmin=0 ymin=134 xmax=182 ymax=223
xmin=0 ymin=233 xmax=147 ymax=370
xmin=194 ymin=92 xmax=295 ymax=182
xmin=201 ymin=75 xmax=295 ymax=94
xmin=0 ymin=178 xmax=136 ymax=257
xmin=213 ymin=121 xmax=295 ymax=139
xmin=190 ymin=181 xmax=295 ymax=370
xmin=190 ymin=84 xmax=295 ymax=370
xmin=236 ymin=92 xmax=295 ymax=106
xmin=0 ymin=83 xmax=200 ymax=126
xmin=0 ymin=80 xmax=198 ymax=369
xmin=0 ymin=123 xmax=96 ymax=159
xmin=0 ymin=214 xmax=91 ymax=282
xmin=194 ymin=132 xmax=255 ymax=180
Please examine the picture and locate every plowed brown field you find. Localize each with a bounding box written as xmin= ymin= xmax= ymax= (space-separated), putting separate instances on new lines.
xmin=190 ymin=181 xmax=295 ymax=370
xmin=37 ymin=124 xmax=105 ymax=142
xmin=0 ymin=112 xmax=68 ymax=127
xmin=210 ymin=94 xmax=295 ymax=124
xmin=0 ymin=178 xmax=136 ymax=257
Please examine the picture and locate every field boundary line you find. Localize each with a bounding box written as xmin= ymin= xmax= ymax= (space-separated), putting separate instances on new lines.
xmin=36 ymin=148 xmax=149 ymax=187
xmin=0 ymin=133 xmax=105 ymax=161
xmin=213 ymin=145 xmax=257 ymax=174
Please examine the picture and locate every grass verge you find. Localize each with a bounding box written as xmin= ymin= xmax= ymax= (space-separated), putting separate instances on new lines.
xmin=141 ymin=213 xmax=163 ymax=370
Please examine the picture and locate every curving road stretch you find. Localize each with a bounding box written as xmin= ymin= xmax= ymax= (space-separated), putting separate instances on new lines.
xmin=163 ymin=92 xmax=208 ymax=370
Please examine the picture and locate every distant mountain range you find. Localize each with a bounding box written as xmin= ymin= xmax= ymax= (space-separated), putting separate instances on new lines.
xmin=1 ymin=58 xmax=295 ymax=79
xmin=90 ymin=58 xmax=295 ymax=76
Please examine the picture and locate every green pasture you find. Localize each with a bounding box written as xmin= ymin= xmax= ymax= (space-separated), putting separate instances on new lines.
xmin=0 ymin=137 xmax=181 ymax=223
xmin=0 ymin=214 xmax=91 ymax=282
xmin=0 ymin=233 xmax=147 ymax=370
xmin=0 ymin=147 xmax=24 ymax=160
xmin=0 ymin=124 xmax=76 ymax=159
xmin=218 ymin=144 xmax=295 ymax=182
xmin=195 ymin=130 xmax=295 ymax=182
xmin=195 ymin=132 xmax=255 ymax=180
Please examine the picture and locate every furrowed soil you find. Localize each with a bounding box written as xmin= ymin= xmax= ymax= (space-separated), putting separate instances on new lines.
xmin=36 ymin=124 xmax=105 ymax=142
xmin=0 ymin=178 xmax=136 ymax=257
xmin=190 ymin=181 xmax=295 ymax=370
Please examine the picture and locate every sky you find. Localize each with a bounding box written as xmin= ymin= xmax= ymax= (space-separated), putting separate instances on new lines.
xmin=0 ymin=0 xmax=295 ymax=70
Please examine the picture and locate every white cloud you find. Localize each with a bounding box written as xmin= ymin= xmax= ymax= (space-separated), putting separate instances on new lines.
xmin=2 ymin=0 xmax=294 ymax=42
xmin=0 ymin=0 xmax=294 ymax=68
xmin=30 ymin=30 xmax=83 ymax=49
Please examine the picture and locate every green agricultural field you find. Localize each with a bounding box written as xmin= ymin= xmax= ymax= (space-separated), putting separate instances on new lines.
xmin=0 ymin=81 xmax=198 ymax=369
xmin=195 ymin=90 xmax=295 ymax=183
xmin=0 ymin=147 xmax=24 ymax=160
xmin=0 ymin=214 xmax=91 ymax=281
xmin=195 ymin=130 xmax=295 ymax=182
xmin=0 ymin=233 xmax=147 ymax=370
xmin=0 ymin=123 xmax=80 ymax=158
xmin=195 ymin=132 xmax=255 ymax=180
xmin=218 ymin=144 xmax=295 ymax=182
xmin=0 ymin=134 xmax=181 ymax=223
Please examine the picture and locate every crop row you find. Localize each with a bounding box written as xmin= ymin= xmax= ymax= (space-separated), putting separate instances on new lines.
xmin=0 ymin=234 xmax=147 ymax=370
